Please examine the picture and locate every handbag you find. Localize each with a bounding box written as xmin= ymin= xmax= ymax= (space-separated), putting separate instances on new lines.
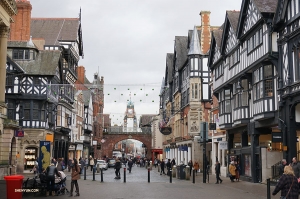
xmin=280 ymin=177 xmax=294 ymax=199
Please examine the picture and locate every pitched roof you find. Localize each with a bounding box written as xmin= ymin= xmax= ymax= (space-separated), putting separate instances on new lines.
xmin=252 ymin=0 xmax=278 ymax=13
xmin=31 ymin=18 xmax=80 ymax=45
xmin=9 ymin=48 xmax=61 ymax=75
xmin=174 ymin=36 xmax=188 ymax=71
xmin=139 ymin=114 xmax=156 ymax=127
xmin=214 ymin=29 xmax=223 ymax=48
xmin=166 ymin=53 xmax=174 ymax=84
xmin=227 ymin=10 xmax=240 ymax=33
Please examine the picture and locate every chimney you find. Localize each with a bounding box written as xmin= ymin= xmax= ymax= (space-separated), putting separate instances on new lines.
xmin=199 ymin=11 xmax=211 ymax=54
xmin=10 ymin=0 xmax=32 ymax=41
xmin=77 ymin=66 xmax=85 ymax=84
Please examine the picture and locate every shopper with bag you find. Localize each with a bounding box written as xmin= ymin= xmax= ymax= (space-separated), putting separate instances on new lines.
xmin=272 ymin=165 xmax=299 ymax=199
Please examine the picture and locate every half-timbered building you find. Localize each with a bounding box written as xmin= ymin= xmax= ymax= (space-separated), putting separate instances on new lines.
xmin=208 ymin=0 xmax=279 ymax=183
xmin=30 ymin=12 xmax=84 ymax=162
xmin=274 ymin=0 xmax=300 ymax=163
xmin=161 ymin=11 xmax=217 ymax=168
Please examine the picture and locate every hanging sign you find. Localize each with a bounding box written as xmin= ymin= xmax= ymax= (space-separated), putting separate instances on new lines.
xmin=14 ymin=130 xmax=24 ymax=137
xmin=160 ymin=127 xmax=172 ymax=135
xmin=272 ymin=132 xmax=283 ymax=143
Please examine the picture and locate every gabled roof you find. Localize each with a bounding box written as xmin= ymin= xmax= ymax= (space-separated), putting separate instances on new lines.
xmin=188 ymin=26 xmax=203 ymax=55
xmin=273 ymin=0 xmax=288 ymax=26
xmin=174 ymin=36 xmax=188 ymax=71
xmin=237 ymin=0 xmax=277 ymax=38
xmin=9 ymin=49 xmax=61 ymax=76
xmin=220 ymin=10 xmax=240 ymax=54
xmin=82 ymin=90 xmax=92 ymax=106
xmin=31 ymin=18 xmax=80 ymax=45
xmin=139 ymin=114 xmax=156 ymax=127
xmin=208 ymin=28 xmax=223 ymax=68
xmin=159 ymin=77 xmax=165 ymax=95
xmin=166 ymin=53 xmax=174 ymax=84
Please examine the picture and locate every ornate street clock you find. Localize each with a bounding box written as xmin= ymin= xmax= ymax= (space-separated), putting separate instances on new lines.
xmin=124 ymin=100 xmax=137 ymax=131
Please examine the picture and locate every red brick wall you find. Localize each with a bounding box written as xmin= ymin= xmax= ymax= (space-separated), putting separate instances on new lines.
xmin=200 ymin=11 xmax=211 ymax=54
xmin=10 ymin=0 xmax=32 ymax=41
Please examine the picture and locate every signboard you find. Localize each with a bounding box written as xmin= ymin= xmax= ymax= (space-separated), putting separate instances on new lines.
xmin=272 ymin=132 xmax=283 ymax=143
xmin=39 ymin=141 xmax=51 ymax=172
xmin=93 ymin=140 xmax=97 ymax=145
xmin=160 ymin=127 xmax=172 ymax=135
xmin=209 ymin=123 xmax=216 ymax=130
xmin=219 ymin=141 xmax=228 ymax=150
xmin=14 ymin=130 xmax=24 ymax=137
xmin=77 ymin=144 xmax=83 ymax=150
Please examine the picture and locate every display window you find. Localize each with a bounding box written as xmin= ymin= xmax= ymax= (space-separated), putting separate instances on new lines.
xmin=24 ymin=147 xmax=37 ymax=169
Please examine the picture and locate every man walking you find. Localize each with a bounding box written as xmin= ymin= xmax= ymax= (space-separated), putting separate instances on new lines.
xmin=290 ymin=157 xmax=300 ymax=179
xmin=215 ymin=160 xmax=223 ymax=184
xmin=278 ymin=159 xmax=287 ymax=176
xmin=160 ymin=159 xmax=166 ymax=175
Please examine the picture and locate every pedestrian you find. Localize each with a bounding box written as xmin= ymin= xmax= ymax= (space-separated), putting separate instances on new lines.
xmin=166 ymin=159 xmax=172 ymax=176
xmin=171 ymin=158 xmax=176 ymax=167
xmin=193 ymin=161 xmax=199 ymax=176
xmin=272 ymin=165 xmax=299 ymax=199
xmin=279 ymin=159 xmax=287 ymax=176
xmin=160 ymin=159 xmax=166 ymax=175
xmin=215 ymin=160 xmax=223 ymax=184
xmin=68 ymin=158 xmax=72 ymax=172
xmin=128 ymin=159 xmax=133 ymax=173
xmin=56 ymin=158 xmax=63 ymax=171
xmin=229 ymin=161 xmax=236 ymax=182
xmin=235 ymin=161 xmax=241 ymax=182
xmin=188 ymin=160 xmax=193 ymax=176
xmin=79 ymin=157 xmax=85 ymax=174
xmin=45 ymin=163 xmax=61 ymax=196
xmin=114 ymin=158 xmax=121 ymax=179
xmin=69 ymin=158 xmax=80 ymax=197
xmin=89 ymin=155 xmax=94 ymax=171
xmin=290 ymin=157 xmax=300 ymax=179
xmin=61 ymin=157 xmax=65 ymax=171
xmin=154 ymin=158 xmax=158 ymax=168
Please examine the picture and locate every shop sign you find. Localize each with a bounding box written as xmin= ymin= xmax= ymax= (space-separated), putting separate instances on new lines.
xmin=69 ymin=145 xmax=75 ymax=151
xmin=15 ymin=130 xmax=24 ymax=137
xmin=76 ymin=144 xmax=83 ymax=150
xmin=160 ymin=127 xmax=172 ymax=135
xmin=272 ymin=132 xmax=283 ymax=143
xmin=219 ymin=141 xmax=227 ymax=150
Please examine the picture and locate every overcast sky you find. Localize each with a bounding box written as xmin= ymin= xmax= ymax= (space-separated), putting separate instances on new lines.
xmin=30 ymin=0 xmax=241 ymax=126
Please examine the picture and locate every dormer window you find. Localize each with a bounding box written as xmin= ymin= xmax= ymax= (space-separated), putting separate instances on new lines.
xmin=13 ymin=49 xmax=35 ymax=60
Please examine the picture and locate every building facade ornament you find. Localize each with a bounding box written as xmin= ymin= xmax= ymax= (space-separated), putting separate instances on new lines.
xmin=0 ymin=26 xmax=10 ymax=37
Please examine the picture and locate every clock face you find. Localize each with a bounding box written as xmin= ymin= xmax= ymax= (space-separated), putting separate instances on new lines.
xmin=128 ymin=109 xmax=133 ymax=114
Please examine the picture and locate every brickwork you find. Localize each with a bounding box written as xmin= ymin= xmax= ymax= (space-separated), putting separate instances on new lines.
xmin=200 ymin=11 xmax=211 ymax=54
xmin=9 ymin=0 xmax=32 ymax=41
xmin=101 ymin=134 xmax=152 ymax=159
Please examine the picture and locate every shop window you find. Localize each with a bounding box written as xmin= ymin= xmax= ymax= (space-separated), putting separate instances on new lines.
xmin=24 ymin=147 xmax=37 ymax=170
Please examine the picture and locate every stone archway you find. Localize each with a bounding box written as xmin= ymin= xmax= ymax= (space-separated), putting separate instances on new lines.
xmin=101 ymin=134 xmax=152 ymax=159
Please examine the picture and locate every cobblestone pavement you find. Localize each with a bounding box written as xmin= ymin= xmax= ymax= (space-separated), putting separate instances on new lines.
xmin=0 ymin=165 xmax=281 ymax=199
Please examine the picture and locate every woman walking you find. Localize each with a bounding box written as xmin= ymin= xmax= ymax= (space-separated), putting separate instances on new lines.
xmin=70 ymin=158 xmax=80 ymax=197
xmin=272 ymin=165 xmax=299 ymax=199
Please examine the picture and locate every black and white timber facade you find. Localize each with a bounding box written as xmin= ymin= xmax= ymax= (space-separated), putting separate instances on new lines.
xmin=274 ymin=0 xmax=300 ymax=163
xmin=208 ymin=0 xmax=279 ymax=183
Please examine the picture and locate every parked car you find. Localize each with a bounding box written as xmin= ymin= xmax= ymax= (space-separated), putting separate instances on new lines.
xmin=108 ymin=159 xmax=116 ymax=168
xmin=96 ymin=160 xmax=108 ymax=170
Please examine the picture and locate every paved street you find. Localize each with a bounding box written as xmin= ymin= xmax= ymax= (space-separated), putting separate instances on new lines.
xmin=0 ymin=165 xmax=281 ymax=199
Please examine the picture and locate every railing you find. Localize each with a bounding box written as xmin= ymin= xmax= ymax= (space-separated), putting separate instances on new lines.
xmin=271 ymin=160 xmax=282 ymax=183
xmin=106 ymin=126 xmax=152 ymax=134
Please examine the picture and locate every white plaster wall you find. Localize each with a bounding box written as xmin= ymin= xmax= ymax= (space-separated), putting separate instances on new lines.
xmin=261 ymin=148 xmax=282 ymax=183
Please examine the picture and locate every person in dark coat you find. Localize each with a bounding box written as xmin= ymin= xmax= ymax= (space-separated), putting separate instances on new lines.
xmin=160 ymin=159 xmax=166 ymax=175
xmin=290 ymin=157 xmax=300 ymax=178
xmin=45 ymin=163 xmax=61 ymax=196
xmin=166 ymin=159 xmax=172 ymax=176
xmin=215 ymin=160 xmax=223 ymax=184
xmin=128 ymin=159 xmax=133 ymax=173
xmin=114 ymin=158 xmax=121 ymax=179
xmin=279 ymin=159 xmax=287 ymax=176
xmin=272 ymin=165 xmax=300 ymax=199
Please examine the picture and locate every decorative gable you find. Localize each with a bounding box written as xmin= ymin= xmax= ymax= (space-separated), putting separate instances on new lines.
xmin=242 ymin=0 xmax=261 ymax=35
xmin=213 ymin=45 xmax=221 ymax=65
xmin=225 ymin=26 xmax=238 ymax=54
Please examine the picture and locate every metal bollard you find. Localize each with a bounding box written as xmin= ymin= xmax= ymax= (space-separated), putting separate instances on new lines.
xmin=124 ymin=168 xmax=126 ymax=183
xmin=84 ymin=166 xmax=86 ymax=180
xmin=100 ymin=168 xmax=103 ymax=182
xmin=169 ymin=168 xmax=172 ymax=183
xmin=267 ymin=178 xmax=270 ymax=199
xmin=148 ymin=168 xmax=150 ymax=183
xmin=192 ymin=169 xmax=195 ymax=184
xmin=93 ymin=167 xmax=95 ymax=181
xmin=97 ymin=164 xmax=100 ymax=173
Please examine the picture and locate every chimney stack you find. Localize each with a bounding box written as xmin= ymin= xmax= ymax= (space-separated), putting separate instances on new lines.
xmin=10 ymin=0 xmax=32 ymax=41
xmin=199 ymin=11 xmax=211 ymax=54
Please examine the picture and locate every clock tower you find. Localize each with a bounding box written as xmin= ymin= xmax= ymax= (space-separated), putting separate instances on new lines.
xmin=124 ymin=99 xmax=137 ymax=132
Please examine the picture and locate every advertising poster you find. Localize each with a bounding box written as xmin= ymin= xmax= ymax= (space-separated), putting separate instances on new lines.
xmin=244 ymin=154 xmax=251 ymax=177
xmin=39 ymin=141 xmax=51 ymax=172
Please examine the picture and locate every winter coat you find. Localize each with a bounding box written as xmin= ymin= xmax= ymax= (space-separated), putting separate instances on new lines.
xmin=71 ymin=165 xmax=80 ymax=180
xmin=229 ymin=164 xmax=236 ymax=176
xmin=193 ymin=162 xmax=199 ymax=171
xmin=272 ymin=174 xmax=300 ymax=199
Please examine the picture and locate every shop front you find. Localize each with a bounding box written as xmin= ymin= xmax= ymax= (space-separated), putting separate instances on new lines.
xmin=151 ymin=149 xmax=163 ymax=162
xmin=76 ymin=144 xmax=83 ymax=159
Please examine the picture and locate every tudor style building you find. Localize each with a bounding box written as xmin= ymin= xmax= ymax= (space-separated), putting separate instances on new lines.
xmin=274 ymin=0 xmax=300 ymax=163
xmin=160 ymin=11 xmax=218 ymax=167
xmin=208 ymin=0 xmax=279 ymax=183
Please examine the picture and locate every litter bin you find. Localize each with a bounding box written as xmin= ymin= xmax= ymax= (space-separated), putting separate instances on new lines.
xmin=180 ymin=165 xmax=186 ymax=179
xmin=4 ymin=175 xmax=24 ymax=199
